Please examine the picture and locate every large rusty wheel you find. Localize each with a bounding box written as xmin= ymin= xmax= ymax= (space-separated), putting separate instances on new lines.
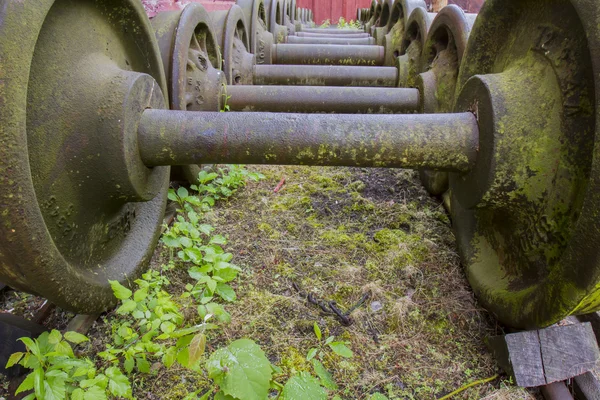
xmin=450 ymin=0 xmax=600 ymax=329
xmin=0 ymin=0 xmax=169 ymax=313
xmin=417 ymin=5 xmax=477 ymax=196
xmin=211 ymin=5 xmax=255 ymax=85
xmin=237 ymin=0 xmax=274 ymax=64
xmin=382 ymin=0 xmax=427 ymax=66
xmin=152 ymin=3 xmax=224 ymax=184
xmin=396 ymin=7 xmax=433 ymax=86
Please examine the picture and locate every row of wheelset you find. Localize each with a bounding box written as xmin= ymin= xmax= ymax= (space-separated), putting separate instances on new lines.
xmin=0 ymin=0 xmax=600 ymax=332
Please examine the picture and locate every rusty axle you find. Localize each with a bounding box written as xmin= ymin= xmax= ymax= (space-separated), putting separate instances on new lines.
xmin=272 ymin=43 xmax=385 ymax=65
xmin=138 ymin=110 xmax=479 ymax=171
xmin=225 ymin=85 xmax=419 ymax=113
xmin=286 ymin=36 xmax=376 ymax=45
xmin=252 ymin=64 xmax=398 ymax=87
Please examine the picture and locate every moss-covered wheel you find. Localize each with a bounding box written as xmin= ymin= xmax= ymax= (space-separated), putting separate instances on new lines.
xmin=152 ymin=3 xmax=224 ymax=184
xmin=372 ymin=0 xmax=393 ymax=46
xmin=382 ymin=0 xmax=427 ymax=67
xmin=0 ymin=0 xmax=169 ymax=313
xmin=365 ymin=0 xmax=382 ymax=33
xmin=237 ymin=0 xmax=274 ymax=64
xmin=264 ymin=0 xmax=287 ymax=43
xmin=211 ymin=5 xmax=255 ymax=85
xmin=396 ymin=7 xmax=433 ymax=86
xmin=450 ymin=0 xmax=600 ymax=329
xmin=417 ymin=5 xmax=477 ymax=196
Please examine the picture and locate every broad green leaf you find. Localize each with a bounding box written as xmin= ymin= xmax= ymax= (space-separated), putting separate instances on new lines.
xmin=124 ymin=354 xmax=134 ymax=374
xmin=209 ymin=235 xmax=227 ymax=245
xmin=83 ymin=385 xmax=107 ymax=400
xmin=198 ymin=224 xmax=214 ymax=235
xmin=137 ymin=358 xmax=151 ymax=374
xmin=177 ymin=187 xmax=189 ymax=199
xmin=64 ymin=331 xmax=89 ymax=344
xmin=72 ymin=388 xmax=85 ymax=400
xmin=324 ymin=336 xmax=334 ymax=345
xmin=48 ymin=330 xmax=62 ymax=345
xmin=281 ymin=372 xmax=327 ymax=400
xmin=6 ymin=352 xmax=24 ymax=368
xmin=368 ymin=394 xmax=389 ymax=400
xmin=306 ymin=348 xmax=318 ymax=361
xmin=328 ymin=342 xmax=353 ymax=358
xmin=105 ymin=367 xmax=131 ymax=398
xmin=133 ymin=288 xmax=149 ymax=302
xmin=214 ymin=392 xmax=236 ymax=400
xmin=188 ymin=333 xmax=206 ymax=367
xmin=206 ymin=277 xmax=217 ymax=294
xmin=33 ymin=367 xmax=45 ymax=399
xmin=311 ymin=359 xmax=337 ymax=390
xmin=55 ymin=341 xmax=74 ymax=357
xmin=45 ymin=375 xmax=66 ymax=400
xmin=184 ymin=248 xmax=203 ymax=264
xmin=179 ymin=237 xmax=193 ymax=248
xmin=161 ymin=236 xmax=180 ymax=248
xmin=109 ymin=280 xmax=132 ymax=300
xmin=313 ymin=323 xmax=322 ymax=341
xmin=167 ymin=190 xmax=178 ymax=201
xmin=19 ymin=337 xmax=40 ymax=357
xmin=206 ymin=339 xmax=272 ymax=400
xmin=116 ymin=300 xmax=137 ymax=314
xmin=215 ymin=283 xmax=236 ymax=302
xmin=16 ymin=371 xmax=34 ymax=394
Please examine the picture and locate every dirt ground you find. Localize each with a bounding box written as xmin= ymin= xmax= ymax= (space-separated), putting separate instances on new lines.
xmin=1 ymin=166 xmax=541 ymax=399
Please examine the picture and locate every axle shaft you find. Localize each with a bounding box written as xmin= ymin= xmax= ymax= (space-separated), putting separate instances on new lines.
xmin=272 ymin=44 xmax=385 ymax=65
xmin=138 ymin=110 xmax=479 ymax=171
xmin=286 ymin=36 xmax=375 ymax=45
xmin=301 ymin=28 xmax=365 ymax=34
xmin=225 ymin=86 xmax=418 ymax=113
xmin=296 ymin=32 xmax=369 ymax=38
xmin=252 ymin=64 xmax=398 ymax=87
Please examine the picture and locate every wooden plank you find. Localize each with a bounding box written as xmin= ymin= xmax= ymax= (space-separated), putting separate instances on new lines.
xmin=65 ymin=314 xmax=98 ymax=334
xmin=539 ymin=382 xmax=574 ymax=400
xmin=573 ymin=372 xmax=600 ymax=400
xmin=487 ymin=330 xmax=546 ymax=387
xmin=539 ymin=323 xmax=600 ymax=383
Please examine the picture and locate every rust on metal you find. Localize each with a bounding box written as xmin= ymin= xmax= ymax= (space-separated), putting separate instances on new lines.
xmin=252 ymin=64 xmax=398 ymax=86
xmin=138 ymin=109 xmax=479 ymax=171
xmin=272 ymin=43 xmax=386 ymax=65
xmin=226 ymin=85 xmax=420 ymax=113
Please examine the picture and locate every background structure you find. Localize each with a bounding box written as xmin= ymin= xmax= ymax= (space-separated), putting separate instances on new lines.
xmin=142 ymin=0 xmax=483 ymax=25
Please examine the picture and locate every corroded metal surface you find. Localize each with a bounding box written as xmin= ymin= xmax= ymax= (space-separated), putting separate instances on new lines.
xmin=372 ymin=0 xmax=393 ymax=45
xmin=138 ymin=110 xmax=479 ymax=171
xmin=152 ymin=3 xmax=225 ymax=182
xmin=237 ymin=0 xmax=274 ymax=64
xmin=417 ymin=5 xmax=476 ymax=195
xmin=272 ymin=43 xmax=385 ymax=65
xmin=0 ymin=0 xmax=169 ymax=313
xmin=286 ymin=35 xmax=375 ymax=45
xmin=210 ymin=6 xmax=255 ymax=84
xmin=450 ymin=0 xmax=600 ymax=329
xmin=253 ymin=64 xmax=398 ymax=86
xmin=226 ymin=85 xmax=420 ymax=113
xmin=296 ymin=31 xmax=370 ymax=37
xmin=396 ymin=7 xmax=434 ymax=82
xmin=264 ymin=0 xmax=288 ymax=42
xmin=383 ymin=0 xmax=427 ymax=66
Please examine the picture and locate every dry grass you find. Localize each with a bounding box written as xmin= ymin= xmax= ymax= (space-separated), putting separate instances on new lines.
xmin=0 ymin=166 xmax=541 ymax=399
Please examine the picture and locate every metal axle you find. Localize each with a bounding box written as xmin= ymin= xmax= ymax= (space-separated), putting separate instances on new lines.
xmin=300 ymin=28 xmax=365 ymax=34
xmin=138 ymin=110 xmax=479 ymax=171
xmin=295 ymin=32 xmax=370 ymax=38
xmin=272 ymin=44 xmax=385 ymax=65
xmin=252 ymin=64 xmax=398 ymax=87
xmin=286 ymin=36 xmax=375 ymax=45
xmin=225 ymin=86 xmax=419 ymax=113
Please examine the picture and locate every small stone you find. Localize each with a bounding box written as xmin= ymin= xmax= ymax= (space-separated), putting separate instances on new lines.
xmin=371 ymin=301 xmax=383 ymax=312
xmin=314 ymin=262 xmax=323 ymax=268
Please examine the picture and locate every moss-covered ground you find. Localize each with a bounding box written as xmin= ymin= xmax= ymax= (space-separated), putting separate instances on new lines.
xmin=1 ymin=166 xmax=542 ymax=399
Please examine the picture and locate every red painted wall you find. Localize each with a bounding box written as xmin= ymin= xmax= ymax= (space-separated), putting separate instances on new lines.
xmin=296 ymin=0 xmax=372 ymax=24
xmin=142 ymin=0 xmax=235 ymax=18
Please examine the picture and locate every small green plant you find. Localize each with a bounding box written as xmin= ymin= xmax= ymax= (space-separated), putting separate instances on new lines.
xmin=320 ymin=19 xmax=331 ymax=28
xmin=221 ymin=83 xmax=231 ymax=112
xmin=6 ymin=330 xmax=132 ymax=399
xmin=337 ymin=17 xmax=361 ymax=29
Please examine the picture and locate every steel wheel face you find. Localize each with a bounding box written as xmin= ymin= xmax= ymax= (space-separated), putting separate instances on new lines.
xmin=153 ymin=3 xmax=224 ymax=183
xmin=383 ymin=0 xmax=427 ymax=66
xmin=450 ymin=0 xmax=600 ymax=328
xmin=397 ymin=7 xmax=433 ymax=86
xmin=0 ymin=0 xmax=169 ymax=313
xmin=417 ymin=5 xmax=476 ymax=195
